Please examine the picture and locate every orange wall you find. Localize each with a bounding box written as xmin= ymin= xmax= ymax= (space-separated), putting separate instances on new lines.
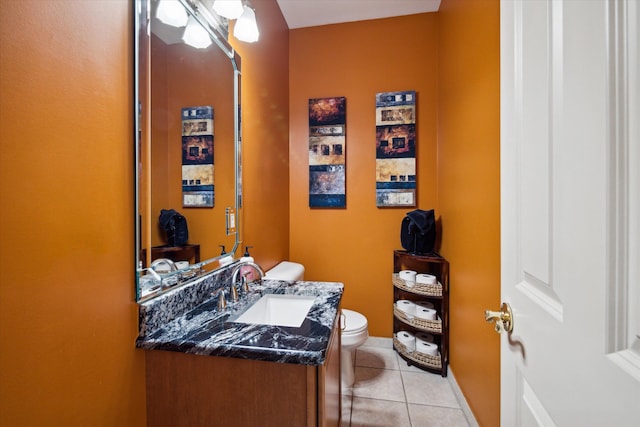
xmin=0 ymin=0 xmax=290 ymax=424
xmin=289 ymin=14 xmax=439 ymax=337
xmin=438 ymin=0 xmax=501 ymax=425
xmin=232 ymin=0 xmax=291 ymax=270
xmin=0 ymin=1 xmax=146 ymax=425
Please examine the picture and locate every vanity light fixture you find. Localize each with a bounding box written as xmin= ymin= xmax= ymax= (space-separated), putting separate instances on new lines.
xmin=182 ymin=15 xmax=213 ymax=49
xmin=156 ymin=0 xmax=189 ymax=27
xmin=233 ymin=4 xmax=259 ymax=43
xmin=212 ymin=0 xmax=244 ymax=20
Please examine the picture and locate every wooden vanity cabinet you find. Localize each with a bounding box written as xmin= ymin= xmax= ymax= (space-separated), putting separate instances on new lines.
xmin=318 ymin=309 xmax=341 ymax=426
xmin=145 ymin=308 xmax=341 ymax=427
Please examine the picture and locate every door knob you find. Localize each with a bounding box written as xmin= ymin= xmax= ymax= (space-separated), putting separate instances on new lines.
xmin=484 ymin=302 xmax=513 ymax=333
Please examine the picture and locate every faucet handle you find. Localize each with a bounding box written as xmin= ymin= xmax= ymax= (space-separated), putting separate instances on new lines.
xmin=241 ymin=274 xmax=250 ymax=292
xmin=217 ymin=289 xmax=227 ymax=310
xmin=230 ymin=284 xmax=239 ymax=302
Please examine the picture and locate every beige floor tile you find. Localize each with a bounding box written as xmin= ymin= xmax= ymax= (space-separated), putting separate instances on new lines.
xmin=338 ymin=338 xmax=477 ymax=426
xmin=341 ymin=393 xmax=353 ymax=427
xmin=408 ymin=403 xmax=470 ymax=427
xmin=350 ymin=397 xmax=411 ymax=427
xmin=352 ymin=366 xmax=406 ymax=402
xmin=355 ymin=346 xmax=400 ymax=370
xmin=401 ymin=370 xmax=460 ymax=408
xmin=361 ymin=336 xmax=393 ymax=349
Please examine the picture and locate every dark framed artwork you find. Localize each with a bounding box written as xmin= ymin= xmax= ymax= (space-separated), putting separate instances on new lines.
xmin=375 ymin=91 xmax=416 ymax=207
xmin=308 ymin=97 xmax=346 ymax=208
xmin=181 ymin=106 xmax=214 ymax=207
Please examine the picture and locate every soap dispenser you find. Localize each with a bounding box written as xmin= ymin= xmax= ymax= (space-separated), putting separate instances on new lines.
xmin=239 ymin=246 xmax=257 ymax=282
xmin=240 ymin=246 xmax=253 ymax=263
xmin=218 ymin=245 xmax=233 ymax=266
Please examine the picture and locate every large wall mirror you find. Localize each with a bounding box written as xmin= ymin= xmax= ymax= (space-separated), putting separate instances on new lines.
xmin=135 ymin=0 xmax=242 ymax=301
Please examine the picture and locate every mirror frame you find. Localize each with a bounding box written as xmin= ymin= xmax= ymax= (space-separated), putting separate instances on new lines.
xmin=134 ymin=0 xmax=242 ymax=301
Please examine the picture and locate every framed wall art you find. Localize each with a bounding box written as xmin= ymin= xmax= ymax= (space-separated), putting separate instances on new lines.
xmin=308 ymin=97 xmax=346 ymax=208
xmin=181 ymin=106 xmax=214 ymax=208
xmin=375 ymin=91 xmax=416 ymax=207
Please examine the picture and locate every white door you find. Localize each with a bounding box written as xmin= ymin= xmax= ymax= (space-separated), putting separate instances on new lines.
xmin=499 ymin=0 xmax=640 ymax=425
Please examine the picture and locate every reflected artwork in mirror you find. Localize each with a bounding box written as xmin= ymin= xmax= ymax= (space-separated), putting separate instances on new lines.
xmin=135 ymin=0 xmax=242 ymax=301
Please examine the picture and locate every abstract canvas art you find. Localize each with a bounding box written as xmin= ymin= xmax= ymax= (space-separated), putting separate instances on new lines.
xmin=375 ymin=91 xmax=416 ymax=207
xmin=308 ymin=97 xmax=346 ymax=208
xmin=181 ymin=106 xmax=214 ymax=207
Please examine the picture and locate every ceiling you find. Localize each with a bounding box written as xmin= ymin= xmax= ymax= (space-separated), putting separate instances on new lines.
xmin=275 ymin=0 xmax=441 ymax=29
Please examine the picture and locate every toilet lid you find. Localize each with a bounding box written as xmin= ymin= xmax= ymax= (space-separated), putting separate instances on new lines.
xmin=341 ymin=309 xmax=368 ymax=334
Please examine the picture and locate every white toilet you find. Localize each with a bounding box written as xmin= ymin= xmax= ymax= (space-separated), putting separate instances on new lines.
xmin=339 ymin=308 xmax=369 ymax=389
xmin=265 ymin=261 xmax=369 ymax=389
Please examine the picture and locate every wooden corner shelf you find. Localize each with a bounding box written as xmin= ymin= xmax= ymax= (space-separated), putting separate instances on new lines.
xmin=392 ymin=250 xmax=449 ymax=377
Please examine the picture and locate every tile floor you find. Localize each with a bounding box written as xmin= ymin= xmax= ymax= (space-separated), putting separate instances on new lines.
xmin=340 ymin=337 xmax=477 ymax=427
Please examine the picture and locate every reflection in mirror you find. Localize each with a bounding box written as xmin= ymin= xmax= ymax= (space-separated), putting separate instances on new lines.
xmin=135 ymin=0 xmax=242 ymax=301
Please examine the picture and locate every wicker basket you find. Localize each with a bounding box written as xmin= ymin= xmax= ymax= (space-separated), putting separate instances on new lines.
xmin=392 ymin=274 xmax=442 ymax=297
xmin=393 ymin=336 xmax=442 ymax=370
xmin=393 ymin=305 xmax=442 ymax=333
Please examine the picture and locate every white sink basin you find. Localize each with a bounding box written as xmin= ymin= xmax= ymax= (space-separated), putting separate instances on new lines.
xmin=234 ymin=294 xmax=316 ymax=327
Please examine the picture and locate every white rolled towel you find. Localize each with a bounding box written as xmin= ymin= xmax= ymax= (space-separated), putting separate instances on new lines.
xmin=395 ymin=300 xmax=416 ymax=318
xmin=395 ymin=330 xmax=416 ymax=352
xmin=415 ymin=273 xmax=437 ymax=285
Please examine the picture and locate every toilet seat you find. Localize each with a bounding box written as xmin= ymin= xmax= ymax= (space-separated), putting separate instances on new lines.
xmin=341 ymin=309 xmax=368 ymax=335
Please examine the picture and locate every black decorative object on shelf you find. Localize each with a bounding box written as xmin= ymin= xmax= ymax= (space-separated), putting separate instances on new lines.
xmin=400 ymin=209 xmax=436 ymax=255
xmin=159 ymin=209 xmax=189 ymax=246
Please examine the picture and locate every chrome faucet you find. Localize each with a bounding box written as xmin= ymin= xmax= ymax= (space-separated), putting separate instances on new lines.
xmin=150 ymin=258 xmax=177 ymax=273
xmin=218 ymin=262 xmax=265 ymax=310
xmin=231 ymin=261 xmax=265 ymax=293
xmin=149 ymin=258 xmax=178 ymax=289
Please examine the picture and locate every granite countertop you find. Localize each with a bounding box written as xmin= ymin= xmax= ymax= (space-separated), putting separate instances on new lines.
xmin=136 ymin=279 xmax=344 ymax=366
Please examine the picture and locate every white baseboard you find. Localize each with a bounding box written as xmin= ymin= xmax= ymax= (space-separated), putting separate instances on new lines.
xmin=448 ymin=367 xmax=480 ymax=427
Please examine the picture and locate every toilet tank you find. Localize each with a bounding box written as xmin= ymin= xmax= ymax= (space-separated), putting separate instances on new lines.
xmin=264 ymin=261 xmax=305 ymax=281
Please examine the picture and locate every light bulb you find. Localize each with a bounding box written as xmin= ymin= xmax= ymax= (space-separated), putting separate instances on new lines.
xmin=182 ymin=15 xmax=212 ymax=49
xmin=212 ymin=0 xmax=244 ymax=20
xmin=156 ymin=0 xmax=189 ymax=27
xmin=233 ymin=6 xmax=259 ymax=43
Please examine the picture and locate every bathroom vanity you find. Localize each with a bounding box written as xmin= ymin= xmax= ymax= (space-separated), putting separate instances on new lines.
xmin=137 ymin=273 xmax=343 ymax=426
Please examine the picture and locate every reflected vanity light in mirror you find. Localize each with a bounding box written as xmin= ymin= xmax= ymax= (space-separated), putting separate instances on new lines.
xmin=182 ymin=15 xmax=213 ymax=49
xmin=233 ymin=5 xmax=259 ymax=43
xmin=156 ymin=0 xmax=188 ymax=27
xmin=212 ymin=0 xmax=244 ymax=20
